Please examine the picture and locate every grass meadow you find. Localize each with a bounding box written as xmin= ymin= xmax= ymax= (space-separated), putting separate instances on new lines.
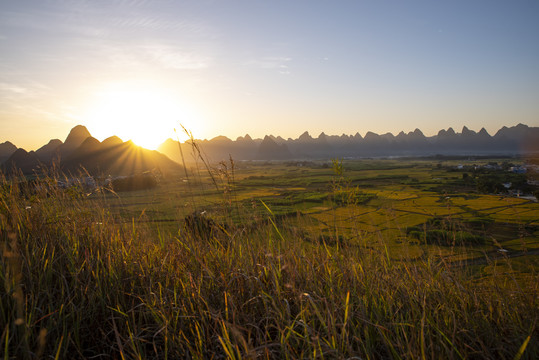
xmin=1 ymin=157 xmax=538 ymax=359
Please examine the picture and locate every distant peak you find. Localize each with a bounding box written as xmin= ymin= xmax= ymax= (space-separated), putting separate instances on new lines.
xmin=298 ymin=131 xmax=312 ymax=141
xmin=0 ymin=141 xmax=18 ymax=155
xmin=237 ymin=134 xmax=253 ymax=142
xmin=102 ymin=136 xmax=123 ymax=146
xmin=446 ymin=127 xmax=456 ymax=135
xmin=461 ymin=126 xmax=476 ymax=135
xmin=13 ymin=148 xmax=29 ymax=156
xmin=76 ymin=137 xmax=101 ymax=151
xmin=209 ymin=135 xmax=232 ymax=143
xmin=64 ymin=125 xmax=92 ymax=145
xmin=364 ymin=131 xmax=379 ymax=139
xmin=67 ymin=124 xmax=91 ymax=137
xmin=478 ymin=127 xmax=490 ymax=136
xmin=104 ymin=135 xmax=122 ymax=142
xmin=47 ymin=139 xmax=63 ymax=145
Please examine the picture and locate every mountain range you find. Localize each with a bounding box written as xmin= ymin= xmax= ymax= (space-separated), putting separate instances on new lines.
xmin=1 ymin=123 xmax=538 ymax=175
xmin=1 ymin=125 xmax=180 ymax=176
xmin=158 ymin=124 xmax=539 ymax=163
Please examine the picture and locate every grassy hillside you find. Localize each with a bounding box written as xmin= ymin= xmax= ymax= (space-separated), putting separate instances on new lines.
xmin=1 ymin=158 xmax=537 ymax=359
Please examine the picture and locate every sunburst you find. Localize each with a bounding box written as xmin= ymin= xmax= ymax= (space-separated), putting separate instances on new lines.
xmin=83 ymin=83 xmax=201 ymax=149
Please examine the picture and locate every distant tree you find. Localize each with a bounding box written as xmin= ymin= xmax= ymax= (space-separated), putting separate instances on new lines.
xmin=476 ymin=175 xmax=504 ymax=194
xmin=501 ymin=161 xmax=514 ymax=171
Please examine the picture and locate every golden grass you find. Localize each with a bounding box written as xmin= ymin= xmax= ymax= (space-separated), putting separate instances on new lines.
xmin=2 ymin=158 xmax=538 ymax=359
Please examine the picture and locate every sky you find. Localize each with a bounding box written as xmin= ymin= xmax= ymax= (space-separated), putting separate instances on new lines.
xmin=1 ymin=0 xmax=538 ymax=150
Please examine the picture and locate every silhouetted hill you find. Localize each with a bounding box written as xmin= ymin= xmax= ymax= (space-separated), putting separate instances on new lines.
xmin=256 ymin=136 xmax=292 ymax=160
xmin=0 ymin=141 xmax=18 ymax=163
xmin=2 ymin=125 xmax=181 ymax=176
xmin=101 ymin=136 xmax=123 ymax=148
xmin=234 ymin=134 xmax=258 ymax=159
xmin=59 ymin=125 xmax=92 ymax=157
xmin=65 ymin=137 xmax=102 ymax=162
xmin=158 ymin=135 xmax=260 ymax=163
xmin=494 ymin=123 xmax=530 ymax=140
xmin=35 ymin=139 xmax=62 ymax=163
xmin=491 ymin=123 xmax=539 ymax=153
xmin=288 ymin=132 xmax=334 ymax=158
xmin=158 ymin=138 xmax=199 ymax=164
xmin=3 ymin=124 xmax=538 ymax=174
xmin=2 ymin=148 xmax=41 ymax=174
xmin=60 ymin=137 xmax=181 ymax=176
xmin=156 ymin=124 xmax=539 ymax=161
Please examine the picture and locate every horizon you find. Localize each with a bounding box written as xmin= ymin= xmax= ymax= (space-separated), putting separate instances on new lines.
xmin=2 ymin=122 xmax=534 ymax=153
xmin=1 ymin=1 xmax=538 ymax=150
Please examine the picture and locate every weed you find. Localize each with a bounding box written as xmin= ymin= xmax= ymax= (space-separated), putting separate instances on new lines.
xmin=0 ymin=157 xmax=537 ymax=359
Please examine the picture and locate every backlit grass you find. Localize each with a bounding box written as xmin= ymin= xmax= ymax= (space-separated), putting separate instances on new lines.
xmin=1 ymin=159 xmax=538 ymax=359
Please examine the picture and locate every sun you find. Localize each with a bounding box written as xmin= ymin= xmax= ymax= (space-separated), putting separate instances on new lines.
xmin=84 ymin=84 xmax=200 ymax=149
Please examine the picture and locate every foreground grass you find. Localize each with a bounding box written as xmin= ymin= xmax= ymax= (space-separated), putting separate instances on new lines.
xmin=1 ymin=175 xmax=538 ymax=359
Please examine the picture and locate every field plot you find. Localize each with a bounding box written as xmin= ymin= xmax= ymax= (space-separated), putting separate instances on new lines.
xmin=92 ymin=159 xmax=538 ymax=262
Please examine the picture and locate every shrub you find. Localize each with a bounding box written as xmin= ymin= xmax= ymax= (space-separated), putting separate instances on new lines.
xmin=110 ymin=173 xmax=157 ymax=192
xmin=409 ymin=229 xmax=486 ymax=246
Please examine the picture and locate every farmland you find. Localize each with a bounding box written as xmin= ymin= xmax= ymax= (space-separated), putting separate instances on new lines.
xmin=101 ymin=158 xmax=539 ymax=261
xmin=1 ymin=157 xmax=538 ymax=358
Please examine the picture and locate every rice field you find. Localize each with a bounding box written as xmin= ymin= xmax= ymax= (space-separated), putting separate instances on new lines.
xmin=1 ymin=158 xmax=538 ymax=358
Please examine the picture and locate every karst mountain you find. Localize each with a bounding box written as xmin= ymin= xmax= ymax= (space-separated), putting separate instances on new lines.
xmin=1 ymin=125 xmax=180 ymax=176
xmin=1 ymin=123 xmax=538 ymax=175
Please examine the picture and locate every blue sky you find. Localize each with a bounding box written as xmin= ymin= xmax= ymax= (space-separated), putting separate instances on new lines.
xmin=1 ymin=0 xmax=538 ymax=149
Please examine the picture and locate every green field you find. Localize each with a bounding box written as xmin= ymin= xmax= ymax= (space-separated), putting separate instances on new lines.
xmin=98 ymin=159 xmax=538 ymax=259
xmin=1 ymin=158 xmax=538 ymax=358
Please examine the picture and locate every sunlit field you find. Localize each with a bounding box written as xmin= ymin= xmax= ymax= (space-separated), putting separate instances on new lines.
xmin=1 ymin=156 xmax=538 ymax=359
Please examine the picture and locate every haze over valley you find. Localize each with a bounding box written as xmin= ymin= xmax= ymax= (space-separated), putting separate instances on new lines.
xmin=1 ymin=123 xmax=538 ymax=176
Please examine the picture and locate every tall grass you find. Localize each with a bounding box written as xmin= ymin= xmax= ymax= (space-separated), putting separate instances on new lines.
xmin=1 ymin=164 xmax=537 ymax=359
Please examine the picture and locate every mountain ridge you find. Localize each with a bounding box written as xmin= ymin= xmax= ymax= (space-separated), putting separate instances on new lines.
xmin=158 ymin=123 xmax=539 ymax=162
xmin=2 ymin=124 xmax=538 ymax=173
xmin=2 ymin=126 xmax=181 ymax=176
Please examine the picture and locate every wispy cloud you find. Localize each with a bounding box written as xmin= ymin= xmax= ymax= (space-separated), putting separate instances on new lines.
xmin=1 ymin=5 xmax=211 ymax=39
xmin=111 ymin=16 xmax=211 ymax=35
xmin=5 ymin=1 xmax=218 ymax=72
xmin=0 ymin=83 xmax=28 ymax=95
xmin=245 ymin=56 xmax=292 ymax=74
xmin=0 ymin=70 xmax=68 ymax=123
xmin=0 ymin=80 xmax=51 ymax=102
xmin=141 ymin=44 xmax=212 ymax=70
